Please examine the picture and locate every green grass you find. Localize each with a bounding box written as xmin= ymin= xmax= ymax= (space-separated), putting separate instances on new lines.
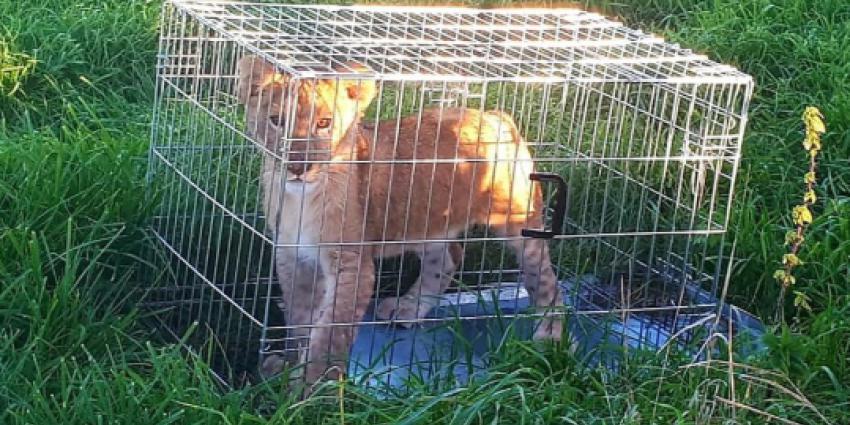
xmin=1 ymin=0 xmax=848 ymax=423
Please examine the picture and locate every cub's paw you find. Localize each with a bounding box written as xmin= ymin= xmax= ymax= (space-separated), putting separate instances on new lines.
xmin=259 ymin=354 xmax=286 ymax=379
xmin=532 ymin=318 xmax=579 ymax=354
xmin=376 ymin=294 xmax=429 ymax=328
xmin=533 ymin=317 xmax=563 ymax=342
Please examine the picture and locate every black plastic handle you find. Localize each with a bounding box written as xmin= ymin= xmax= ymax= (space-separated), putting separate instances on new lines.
xmin=521 ymin=172 xmax=568 ymax=239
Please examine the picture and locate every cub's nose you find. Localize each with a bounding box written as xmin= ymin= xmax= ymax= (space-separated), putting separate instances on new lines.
xmin=286 ymin=162 xmax=314 ymax=177
xmin=287 ymin=151 xmax=306 ymax=176
xmin=287 ymin=163 xmax=305 ymax=176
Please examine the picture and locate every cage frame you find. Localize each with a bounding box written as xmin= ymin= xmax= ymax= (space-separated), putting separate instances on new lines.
xmin=144 ymin=0 xmax=757 ymax=389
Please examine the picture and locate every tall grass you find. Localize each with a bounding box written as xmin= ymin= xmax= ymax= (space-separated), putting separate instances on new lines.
xmin=1 ymin=0 xmax=848 ymax=423
xmin=612 ymin=2 xmax=850 ymax=419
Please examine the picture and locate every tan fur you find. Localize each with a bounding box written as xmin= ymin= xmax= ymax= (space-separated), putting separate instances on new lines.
xmin=236 ymin=56 xmax=564 ymax=389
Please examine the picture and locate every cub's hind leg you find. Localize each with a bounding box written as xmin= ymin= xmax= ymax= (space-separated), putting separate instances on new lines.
xmin=493 ymin=218 xmax=564 ymax=341
xmin=376 ymin=242 xmax=463 ymax=325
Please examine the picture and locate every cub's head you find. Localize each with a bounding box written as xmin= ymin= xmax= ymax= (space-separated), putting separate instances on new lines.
xmin=236 ymin=55 xmax=376 ymax=182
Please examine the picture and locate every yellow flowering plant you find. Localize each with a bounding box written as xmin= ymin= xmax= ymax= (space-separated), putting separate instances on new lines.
xmin=775 ymin=106 xmax=825 ymax=318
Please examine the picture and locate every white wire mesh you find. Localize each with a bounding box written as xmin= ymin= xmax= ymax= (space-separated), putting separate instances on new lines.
xmin=144 ymin=0 xmax=756 ymax=388
xmin=168 ymin=0 xmax=751 ymax=84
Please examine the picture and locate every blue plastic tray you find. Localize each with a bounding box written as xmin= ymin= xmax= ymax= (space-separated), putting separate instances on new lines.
xmin=346 ymin=275 xmax=765 ymax=389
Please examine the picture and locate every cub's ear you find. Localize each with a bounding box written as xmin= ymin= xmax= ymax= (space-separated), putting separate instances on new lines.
xmin=334 ymin=62 xmax=377 ymax=114
xmin=235 ymin=55 xmax=287 ymax=104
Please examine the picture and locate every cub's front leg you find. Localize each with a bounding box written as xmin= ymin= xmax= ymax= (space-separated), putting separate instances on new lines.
xmin=303 ymin=246 xmax=374 ymax=386
xmin=260 ymin=247 xmax=324 ymax=380
xmin=302 ymin=171 xmax=375 ymax=389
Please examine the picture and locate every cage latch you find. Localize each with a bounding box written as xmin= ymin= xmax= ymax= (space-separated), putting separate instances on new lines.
xmin=521 ymin=173 xmax=568 ymax=239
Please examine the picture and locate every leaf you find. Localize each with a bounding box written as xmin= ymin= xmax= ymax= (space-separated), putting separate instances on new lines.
xmin=784 ymin=274 xmax=796 ymax=287
xmin=803 ymin=131 xmax=821 ymax=151
xmin=803 ymin=106 xmax=826 ymax=134
xmin=792 ymin=205 xmax=813 ymax=226
xmin=803 ymin=189 xmax=817 ymax=204
xmin=783 ymin=253 xmax=803 ymax=267
xmin=804 ymin=171 xmax=817 ymax=184
xmin=784 ymin=230 xmax=801 ymax=246
xmin=793 ymin=291 xmax=812 ymax=313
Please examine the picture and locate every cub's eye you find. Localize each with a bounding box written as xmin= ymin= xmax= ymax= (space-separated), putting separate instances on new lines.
xmin=315 ymin=118 xmax=332 ymax=130
xmin=268 ymin=115 xmax=283 ymax=127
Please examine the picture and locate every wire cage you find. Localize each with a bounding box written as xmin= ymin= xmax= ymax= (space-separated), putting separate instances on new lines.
xmin=143 ymin=0 xmax=760 ymax=389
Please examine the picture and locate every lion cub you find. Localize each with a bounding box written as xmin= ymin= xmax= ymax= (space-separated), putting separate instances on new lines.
xmin=236 ymin=55 xmax=564 ymax=386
